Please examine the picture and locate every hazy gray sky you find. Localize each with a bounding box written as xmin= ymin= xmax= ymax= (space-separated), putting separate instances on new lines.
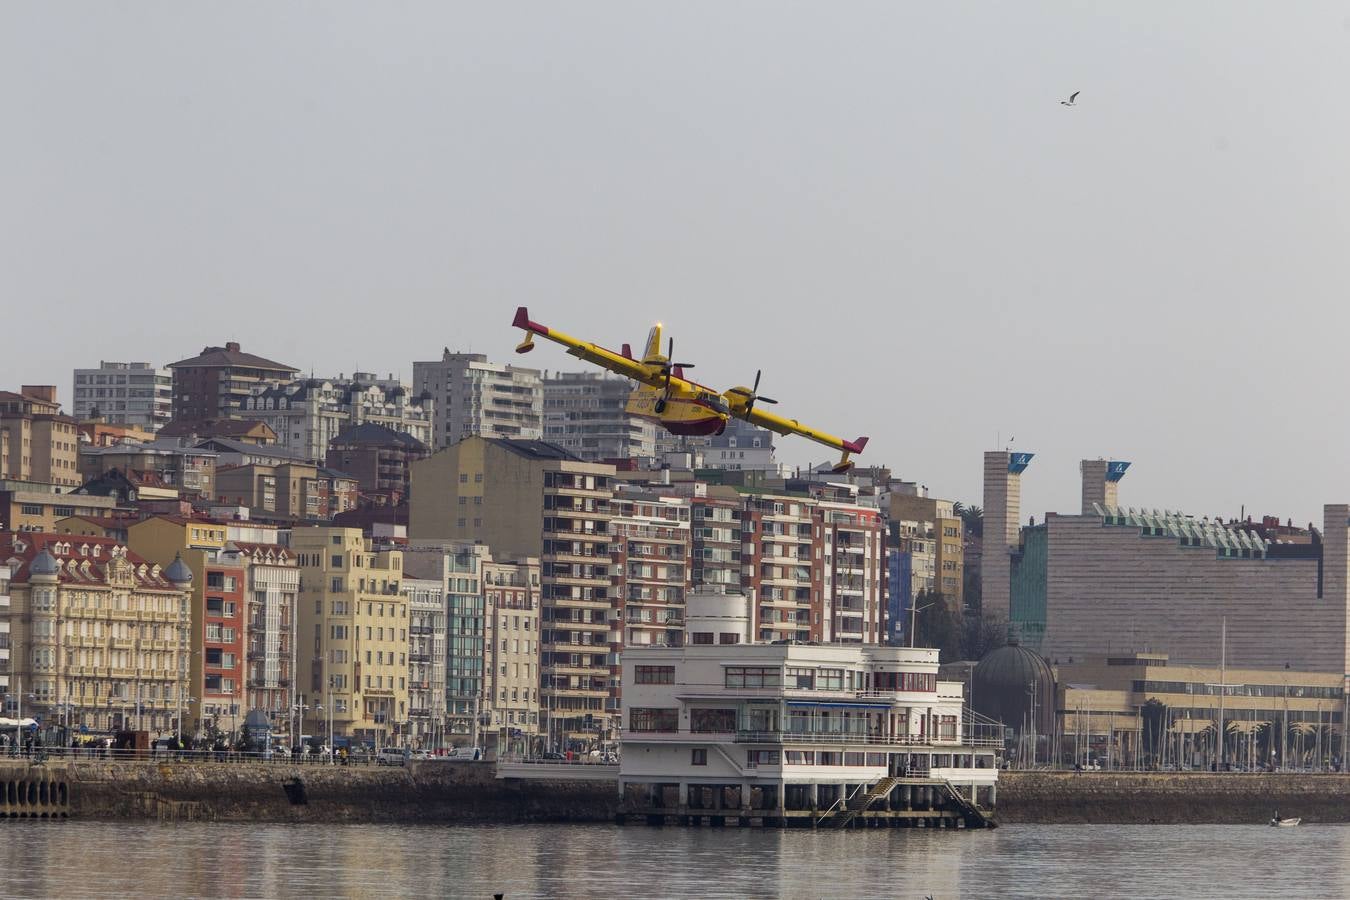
xmin=5 ymin=3 xmax=1349 ymax=524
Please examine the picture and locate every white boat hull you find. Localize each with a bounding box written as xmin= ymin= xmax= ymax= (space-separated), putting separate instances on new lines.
xmin=1270 ymin=817 xmax=1301 ymax=827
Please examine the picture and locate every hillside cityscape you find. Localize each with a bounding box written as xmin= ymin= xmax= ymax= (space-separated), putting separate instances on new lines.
xmin=0 ymin=340 xmax=1344 ymax=776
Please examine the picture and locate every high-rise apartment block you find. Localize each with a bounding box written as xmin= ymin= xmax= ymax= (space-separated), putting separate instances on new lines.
xmin=292 ymin=527 xmax=408 ymax=746
xmin=242 ymin=373 xmax=433 ymax=462
xmin=168 ymin=343 xmax=298 ymax=425
xmin=611 ymin=490 xmax=691 ymax=649
xmin=410 ymin=437 xmax=616 ymax=741
xmin=413 ymin=352 xmax=542 ymax=449
xmin=0 ymin=386 xmax=81 ymax=488
xmin=542 ymin=371 xmax=655 ymax=462
xmin=72 ymin=362 xmax=173 ymax=432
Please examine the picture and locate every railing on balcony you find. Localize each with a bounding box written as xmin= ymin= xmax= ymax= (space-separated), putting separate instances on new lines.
xmin=732 ymin=731 xmax=992 ymax=747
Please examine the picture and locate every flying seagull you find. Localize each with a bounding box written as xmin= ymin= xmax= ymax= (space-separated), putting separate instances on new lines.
xmin=1060 ymin=91 xmax=1080 ymax=107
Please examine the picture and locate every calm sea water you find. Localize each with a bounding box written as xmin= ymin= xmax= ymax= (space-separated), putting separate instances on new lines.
xmin=1 ymin=821 xmax=1346 ymax=899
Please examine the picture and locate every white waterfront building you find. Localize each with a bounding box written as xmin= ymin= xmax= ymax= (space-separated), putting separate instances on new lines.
xmin=618 ymin=587 xmax=998 ymax=825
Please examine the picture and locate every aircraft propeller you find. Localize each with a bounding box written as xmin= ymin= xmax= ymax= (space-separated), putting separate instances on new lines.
xmin=656 ymin=338 xmax=695 ymax=413
xmin=730 ymin=369 xmax=778 ymax=413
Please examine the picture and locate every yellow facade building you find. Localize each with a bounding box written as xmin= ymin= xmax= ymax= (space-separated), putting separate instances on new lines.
xmin=1 ymin=533 xmax=191 ymax=734
xmin=292 ymin=527 xmax=409 ymax=747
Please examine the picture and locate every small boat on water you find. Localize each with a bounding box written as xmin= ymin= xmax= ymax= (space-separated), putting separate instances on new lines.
xmin=1270 ymin=817 xmax=1301 ymax=827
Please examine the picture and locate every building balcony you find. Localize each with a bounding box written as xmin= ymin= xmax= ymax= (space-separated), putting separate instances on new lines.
xmin=549 ymin=596 xmax=611 ymax=611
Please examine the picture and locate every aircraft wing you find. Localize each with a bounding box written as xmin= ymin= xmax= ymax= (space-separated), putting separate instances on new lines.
xmin=513 ymin=307 xmax=665 ymax=388
xmin=737 ymin=405 xmax=868 ymax=469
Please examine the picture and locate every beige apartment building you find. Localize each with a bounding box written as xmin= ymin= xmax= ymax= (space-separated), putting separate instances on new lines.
xmin=0 ymin=387 xmax=81 ymax=488
xmin=482 ymin=555 xmax=542 ymax=752
xmin=1 ymin=484 xmax=117 ymax=534
xmin=0 ymin=533 xmax=192 ymax=734
xmin=292 ymin=527 xmax=409 ymax=748
xmin=890 ymin=492 xmax=965 ymax=607
xmin=410 ymin=436 xmax=616 ymax=743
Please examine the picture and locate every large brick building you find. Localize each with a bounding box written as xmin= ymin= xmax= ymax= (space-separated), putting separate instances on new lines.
xmin=168 ymin=343 xmax=297 ymax=425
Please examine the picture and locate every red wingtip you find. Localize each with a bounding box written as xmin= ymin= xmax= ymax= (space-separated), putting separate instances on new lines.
xmin=845 ymin=436 xmax=869 ymax=454
xmin=512 ymin=306 xmax=530 ymax=329
xmin=621 ymin=343 xmax=633 ymax=359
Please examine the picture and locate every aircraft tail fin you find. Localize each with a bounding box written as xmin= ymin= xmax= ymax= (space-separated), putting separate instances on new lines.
xmin=642 ymin=323 xmax=664 ymax=362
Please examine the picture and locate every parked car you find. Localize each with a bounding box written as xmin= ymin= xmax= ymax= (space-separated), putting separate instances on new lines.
xmin=408 ymin=749 xmax=431 ymax=760
xmin=447 ymin=746 xmax=483 ymax=761
xmin=376 ymin=748 xmax=408 ymax=766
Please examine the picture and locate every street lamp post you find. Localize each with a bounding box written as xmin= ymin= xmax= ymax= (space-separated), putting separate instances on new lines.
xmin=908 ymin=600 xmax=937 ymax=649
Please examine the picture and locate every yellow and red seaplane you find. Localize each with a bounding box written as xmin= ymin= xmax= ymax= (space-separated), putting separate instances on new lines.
xmin=512 ymin=307 xmax=868 ymax=472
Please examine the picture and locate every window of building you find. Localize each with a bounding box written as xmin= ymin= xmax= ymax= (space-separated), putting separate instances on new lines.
xmin=629 ymin=707 xmax=678 ymax=732
xmin=786 ymin=667 xmax=814 ymax=690
xmin=815 ymin=669 xmax=845 ymax=691
xmin=719 ymin=633 xmax=740 ymax=645
xmin=634 ymin=665 xmax=674 ymax=685
xmin=691 ymin=748 xmax=707 ymax=766
xmin=746 ymin=750 xmax=779 ymax=767
xmin=690 ymin=708 xmax=736 ymax=733
xmin=724 ymin=667 xmax=781 ymax=689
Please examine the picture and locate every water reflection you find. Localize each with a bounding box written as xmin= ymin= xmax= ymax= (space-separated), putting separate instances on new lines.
xmin=1 ymin=821 xmax=1346 ymax=899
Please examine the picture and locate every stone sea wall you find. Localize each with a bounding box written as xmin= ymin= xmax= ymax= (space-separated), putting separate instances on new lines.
xmin=996 ymin=772 xmax=1350 ymax=824
xmin=1 ymin=759 xmax=619 ymax=823
xmin=4 ymin=761 xmax=1347 ymax=825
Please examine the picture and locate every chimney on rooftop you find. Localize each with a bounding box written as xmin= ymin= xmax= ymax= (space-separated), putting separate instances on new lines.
xmin=22 ymin=385 xmax=57 ymax=403
xmin=225 ymin=342 xmax=240 ymax=352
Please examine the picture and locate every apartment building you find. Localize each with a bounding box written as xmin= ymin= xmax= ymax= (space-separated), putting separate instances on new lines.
xmin=242 ymin=373 xmax=433 ymax=462
xmin=0 ymin=533 xmax=192 ymax=734
xmin=740 ymin=492 xmax=819 ymax=644
xmin=688 ymin=485 xmax=743 ymax=592
xmin=0 ymin=483 xmax=117 ymax=534
xmin=655 ymin=418 xmax=779 ymax=473
xmin=403 ymin=543 xmax=487 ymax=740
xmin=400 ymin=573 xmax=447 ymax=749
xmin=410 ymin=437 xmax=616 ymax=741
xmin=542 ymin=371 xmax=655 ymax=462
xmin=221 ymin=523 xmax=299 ymax=732
xmin=819 ymin=499 xmax=886 ymax=644
xmin=482 ymin=555 xmax=541 ymax=752
xmin=612 ymin=490 xmax=691 ymax=649
xmin=72 ymin=362 xmax=173 ymax=432
xmin=292 ymin=527 xmax=408 ymax=747
xmin=413 ymin=351 xmax=542 ymax=449
xmin=326 ymin=423 xmax=429 ymax=506
xmin=79 ymin=440 xmax=218 ymax=500
xmin=0 ymin=387 xmax=81 ymax=488
xmin=890 ymin=492 xmax=964 ymax=608
xmin=168 ymin=342 xmax=298 ymax=425
xmin=128 ymin=517 xmax=247 ymax=734
xmin=0 ymin=561 xmax=10 ymax=697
